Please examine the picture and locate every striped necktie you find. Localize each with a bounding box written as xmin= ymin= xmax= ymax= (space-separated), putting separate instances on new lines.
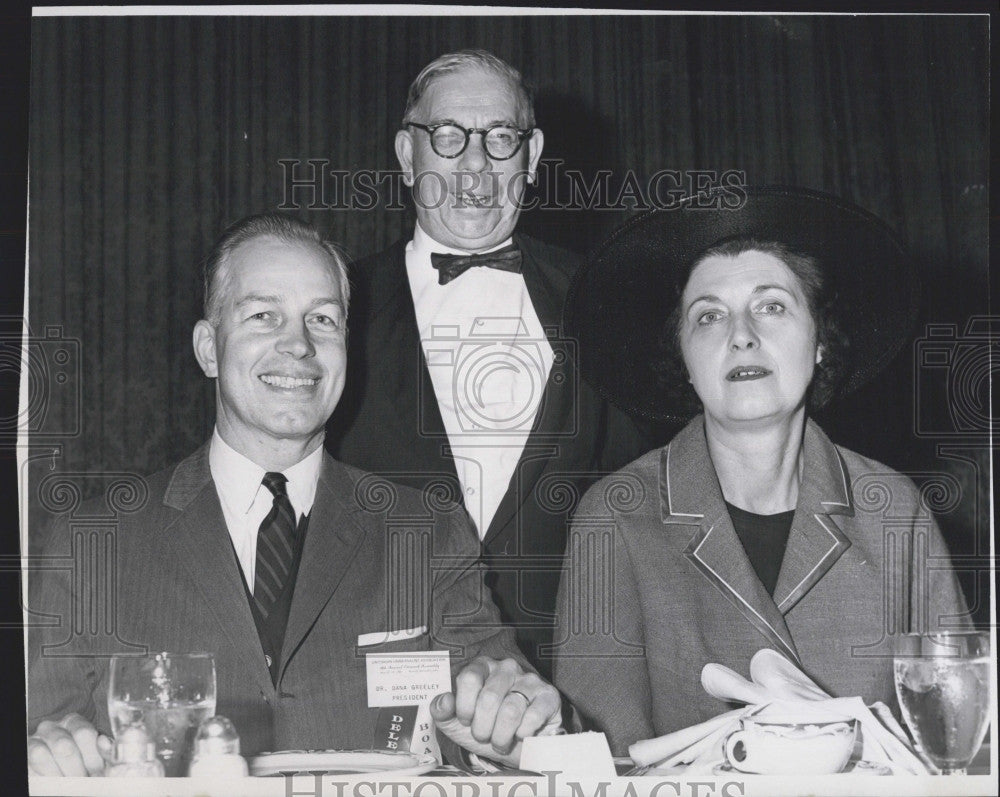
xmin=254 ymin=472 xmax=297 ymax=618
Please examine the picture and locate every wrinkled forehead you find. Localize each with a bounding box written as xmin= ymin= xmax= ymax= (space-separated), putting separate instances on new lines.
xmin=416 ymin=67 xmax=527 ymax=124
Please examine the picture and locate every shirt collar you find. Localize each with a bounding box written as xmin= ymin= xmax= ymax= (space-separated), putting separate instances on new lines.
xmin=209 ymin=428 xmax=324 ymax=518
xmin=410 ymin=222 xmax=514 ymax=258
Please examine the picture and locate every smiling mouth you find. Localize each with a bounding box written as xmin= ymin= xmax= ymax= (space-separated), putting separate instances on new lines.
xmin=726 ymin=366 xmax=772 ymax=381
xmin=259 ymin=374 xmax=319 ymax=389
xmin=454 ymin=191 xmax=495 ymax=209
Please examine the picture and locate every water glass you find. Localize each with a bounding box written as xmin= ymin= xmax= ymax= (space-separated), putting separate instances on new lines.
xmin=894 ymin=631 xmax=991 ymax=774
xmin=108 ymin=652 xmax=217 ymax=777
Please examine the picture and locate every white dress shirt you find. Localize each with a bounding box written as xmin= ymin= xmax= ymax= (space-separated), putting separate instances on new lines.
xmin=209 ymin=428 xmax=323 ymax=588
xmin=405 ymin=223 xmax=554 ymax=538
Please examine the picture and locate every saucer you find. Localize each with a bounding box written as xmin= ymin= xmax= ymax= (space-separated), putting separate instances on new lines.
xmin=712 ymin=759 xmax=892 ymax=776
xmin=249 ymin=749 xmax=438 ymax=777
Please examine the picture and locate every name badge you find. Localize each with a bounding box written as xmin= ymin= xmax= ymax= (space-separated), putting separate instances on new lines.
xmin=366 ymin=650 xmax=451 ymax=707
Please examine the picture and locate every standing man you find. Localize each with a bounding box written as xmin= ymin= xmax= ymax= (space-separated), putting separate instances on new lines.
xmin=27 ymin=213 xmax=560 ymax=776
xmin=328 ymin=51 xmax=649 ymax=677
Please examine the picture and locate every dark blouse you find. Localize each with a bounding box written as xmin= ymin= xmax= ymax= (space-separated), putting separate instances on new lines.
xmin=725 ymin=501 xmax=794 ymax=597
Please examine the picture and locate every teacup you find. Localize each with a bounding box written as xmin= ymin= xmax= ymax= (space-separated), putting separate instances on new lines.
xmin=723 ymin=715 xmax=858 ymax=774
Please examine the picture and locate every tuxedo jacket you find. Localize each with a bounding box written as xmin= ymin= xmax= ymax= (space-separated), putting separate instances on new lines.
xmin=326 ymin=233 xmax=650 ymax=677
xmin=27 ymin=445 xmax=523 ymax=757
xmin=552 ymin=416 xmax=971 ymax=755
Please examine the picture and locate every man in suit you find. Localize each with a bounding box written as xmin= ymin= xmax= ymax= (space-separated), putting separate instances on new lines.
xmin=327 ymin=50 xmax=650 ymax=678
xmin=26 ymin=212 xmax=561 ymax=776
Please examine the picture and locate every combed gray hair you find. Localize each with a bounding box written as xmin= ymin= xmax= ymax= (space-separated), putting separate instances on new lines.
xmin=402 ymin=49 xmax=535 ymax=128
xmin=202 ymin=212 xmax=350 ymax=326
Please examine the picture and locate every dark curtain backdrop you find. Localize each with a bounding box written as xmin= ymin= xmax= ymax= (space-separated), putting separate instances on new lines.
xmin=26 ymin=14 xmax=989 ymax=619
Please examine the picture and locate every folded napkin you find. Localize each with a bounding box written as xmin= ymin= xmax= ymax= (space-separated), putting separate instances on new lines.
xmin=628 ymin=649 xmax=928 ymax=775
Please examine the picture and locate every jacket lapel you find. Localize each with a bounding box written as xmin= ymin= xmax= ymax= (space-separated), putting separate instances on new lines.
xmin=514 ymin=233 xmax=566 ymax=329
xmin=366 ymin=241 xmax=456 ymax=476
xmin=162 ymin=445 xmax=274 ymax=695
xmin=279 ymin=455 xmax=368 ymax=678
xmin=663 ymin=419 xmax=801 ymax=665
xmin=482 ymin=377 xmax=573 ymax=548
xmin=771 ymin=420 xmax=853 ymax=615
xmin=481 ymin=235 xmax=575 ymax=546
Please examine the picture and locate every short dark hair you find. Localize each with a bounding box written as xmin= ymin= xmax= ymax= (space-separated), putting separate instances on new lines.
xmin=653 ymin=238 xmax=850 ymax=413
xmin=202 ymin=212 xmax=350 ymax=325
xmin=402 ymin=49 xmax=535 ymax=128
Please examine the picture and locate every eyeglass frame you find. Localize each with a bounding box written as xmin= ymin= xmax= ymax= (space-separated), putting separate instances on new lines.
xmin=405 ymin=122 xmax=535 ymax=161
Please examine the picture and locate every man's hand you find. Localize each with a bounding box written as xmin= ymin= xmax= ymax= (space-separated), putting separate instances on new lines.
xmin=431 ymin=657 xmax=562 ymax=768
xmin=27 ymin=713 xmax=113 ymax=777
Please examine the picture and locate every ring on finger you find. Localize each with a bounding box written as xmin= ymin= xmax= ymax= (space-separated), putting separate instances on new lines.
xmin=508 ymin=689 xmax=531 ymax=704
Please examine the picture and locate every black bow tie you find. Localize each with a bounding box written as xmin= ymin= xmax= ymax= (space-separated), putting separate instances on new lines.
xmin=429 ymin=243 xmax=522 ymax=285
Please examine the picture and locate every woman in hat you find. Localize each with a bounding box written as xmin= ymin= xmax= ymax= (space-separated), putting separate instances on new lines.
xmin=552 ymin=187 xmax=969 ymax=754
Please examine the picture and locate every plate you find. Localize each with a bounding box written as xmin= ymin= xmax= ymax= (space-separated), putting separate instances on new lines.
xmin=711 ymin=759 xmax=893 ymax=776
xmin=249 ymin=749 xmax=439 ymax=777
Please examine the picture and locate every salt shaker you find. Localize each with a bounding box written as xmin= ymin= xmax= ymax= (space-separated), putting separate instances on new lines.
xmin=106 ymin=724 xmax=165 ymax=777
xmin=187 ymin=715 xmax=249 ymax=777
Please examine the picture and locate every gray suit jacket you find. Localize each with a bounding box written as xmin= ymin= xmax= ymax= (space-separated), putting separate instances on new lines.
xmin=551 ymin=416 xmax=970 ymax=755
xmin=27 ymin=444 xmax=523 ymax=757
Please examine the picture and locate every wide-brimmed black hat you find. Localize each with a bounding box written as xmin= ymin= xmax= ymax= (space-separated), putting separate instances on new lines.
xmin=565 ymin=186 xmax=919 ymax=423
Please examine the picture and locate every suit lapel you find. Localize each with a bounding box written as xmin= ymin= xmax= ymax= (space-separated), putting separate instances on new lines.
xmin=367 ymin=241 xmax=457 ymax=477
xmin=482 ymin=441 xmax=559 ymax=549
xmin=481 ymin=235 xmax=575 ymax=546
xmin=514 ymin=233 xmax=566 ymax=329
xmin=279 ymin=456 xmax=367 ymax=677
xmin=482 ymin=363 xmax=574 ymax=548
xmin=162 ymin=445 xmax=274 ymax=696
xmin=663 ymin=419 xmax=801 ymax=665
xmin=772 ymin=420 xmax=853 ymax=614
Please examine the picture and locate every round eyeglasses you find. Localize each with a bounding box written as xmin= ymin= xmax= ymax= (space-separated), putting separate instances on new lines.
xmin=406 ymin=122 xmax=534 ymax=160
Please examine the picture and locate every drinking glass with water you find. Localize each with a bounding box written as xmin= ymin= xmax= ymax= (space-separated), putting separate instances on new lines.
xmin=108 ymin=652 xmax=217 ymax=777
xmin=894 ymin=631 xmax=991 ymax=775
